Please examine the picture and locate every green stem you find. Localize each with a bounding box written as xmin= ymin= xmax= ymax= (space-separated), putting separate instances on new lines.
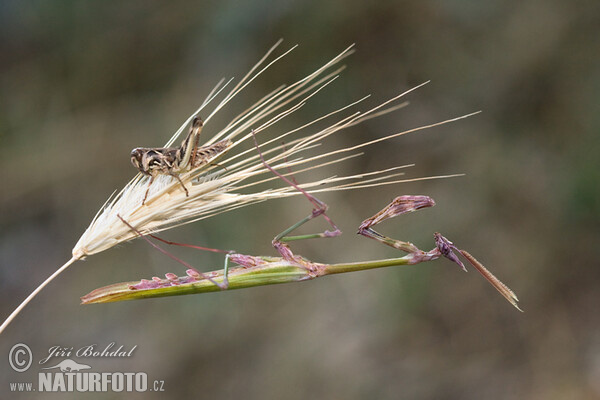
xmin=81 ymin=255 xmax=419 ymax=304
xmin=324 ymin=256 xmax=413 ymax=275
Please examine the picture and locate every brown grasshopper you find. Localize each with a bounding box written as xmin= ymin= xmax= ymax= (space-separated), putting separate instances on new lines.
xmin=130 ymin=116 xmax=232 ymax=205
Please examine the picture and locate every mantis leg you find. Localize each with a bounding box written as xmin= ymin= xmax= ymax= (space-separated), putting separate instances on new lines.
xmin=357 ymin=195 xmax=459 ymax=265
xmin=148 ymin=235 xmax=230 ymax=254
xmin=357 ymin=195 xmax=437 ymax=256
xmin=117 ymin=215 xmax=229 ymax=290
xmin=222 ymin=254 xmax=233 ymax=289
xmin=251 ymin=131 xmax=341 ymax=262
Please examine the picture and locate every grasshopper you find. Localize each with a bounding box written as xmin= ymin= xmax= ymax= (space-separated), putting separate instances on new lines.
xmin=130 ymin=117 xmax=232 ymax=205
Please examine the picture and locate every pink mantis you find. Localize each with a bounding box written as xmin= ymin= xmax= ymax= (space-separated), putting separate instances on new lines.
xmin=84 ymin=131 xmax=520 ymax=311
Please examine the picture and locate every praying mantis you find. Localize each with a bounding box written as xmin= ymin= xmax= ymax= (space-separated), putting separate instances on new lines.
xmin=102 ymin=126 xmax=520 ymax=311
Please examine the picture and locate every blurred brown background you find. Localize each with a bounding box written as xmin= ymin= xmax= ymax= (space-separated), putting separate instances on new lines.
xmin=1 ymin=1 xmax=599 ymax=399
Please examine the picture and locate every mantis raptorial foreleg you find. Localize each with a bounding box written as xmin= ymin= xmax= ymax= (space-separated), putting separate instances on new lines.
xmin=357 ymin=195 xmax=521 ymax=311
xmin=357 ymin=194 xmax=476 ymax=267
xmin=358 ymin=195 xmax=436 ymax=254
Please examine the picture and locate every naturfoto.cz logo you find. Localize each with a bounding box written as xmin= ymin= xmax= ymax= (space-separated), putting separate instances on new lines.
xmin=8 ymin=343 xmax=165 ymax=393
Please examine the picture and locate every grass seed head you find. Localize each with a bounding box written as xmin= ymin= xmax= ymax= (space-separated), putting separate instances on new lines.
xmin=73 ymin=42 xmax=471 ymax=259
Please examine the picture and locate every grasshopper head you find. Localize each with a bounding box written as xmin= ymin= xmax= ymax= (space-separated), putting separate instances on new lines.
xmin=130 ymin=148 xmax=147 ymax=173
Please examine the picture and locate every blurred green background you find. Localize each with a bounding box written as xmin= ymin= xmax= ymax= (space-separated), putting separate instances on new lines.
xmin=1 ymin=1 xmax=599 ymax=399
